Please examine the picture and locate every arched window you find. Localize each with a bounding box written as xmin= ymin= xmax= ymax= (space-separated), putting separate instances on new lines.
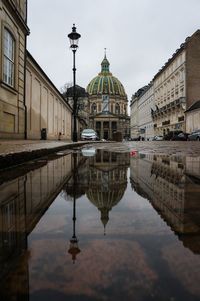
xmin=3 ymin=29 xmax=15 ymax=87
xmin=92 ymin=103 xmax=97 ymax=113
xmin=115 ymin=103 xmax=120 ymax=114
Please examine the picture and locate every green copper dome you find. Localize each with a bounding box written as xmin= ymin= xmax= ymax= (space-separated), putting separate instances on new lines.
xmin=87 ymin=55 xmax=127 ymax=97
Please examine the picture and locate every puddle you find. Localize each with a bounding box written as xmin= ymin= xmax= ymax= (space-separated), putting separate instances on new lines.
xmin=0 ymin=149 xmax=200 ymax=300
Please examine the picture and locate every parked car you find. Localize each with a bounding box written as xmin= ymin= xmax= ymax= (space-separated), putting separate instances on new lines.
xmin=81 ymin=129 xmax=98 ymax=141
xmin=164 ymin=131 xmax=183 ymax=141
xmin=171 ymin=132 xmax=189 ymax=141
xmin=188 ymin=130 xmax=200 ymax=141
xmin=152 ymin=135 xmax=164 ymax=141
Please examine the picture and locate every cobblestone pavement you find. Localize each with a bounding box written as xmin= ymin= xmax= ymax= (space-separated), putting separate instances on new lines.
xmin=87 ymin=141 xmax=200 ymax=157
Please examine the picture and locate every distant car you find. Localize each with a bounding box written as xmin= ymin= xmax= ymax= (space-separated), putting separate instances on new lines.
xmin=152 ymin=135 xmax=164 ymax=141
xmin=81 ymin=129 xmax=98 ymax=141
xmin=188 ymin=130 xmax=200 ymax=141
xmin=171 ymin=132 xmax=189 ymax=141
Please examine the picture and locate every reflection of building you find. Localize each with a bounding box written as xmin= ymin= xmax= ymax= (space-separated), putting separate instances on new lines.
xmin=86 ymin=150 xmax=129 ymax=232
xmin=87 ymin=54 xmax=130 ymax=140
xmin=64 ymin=150 xmax=129 ymax=232
xmin=130 ymin=154 xmax=200 ymax=253
xmin=0 ymin=154 xmax=72 ymax=299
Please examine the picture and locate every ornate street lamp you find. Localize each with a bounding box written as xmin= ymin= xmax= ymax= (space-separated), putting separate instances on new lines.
xmin=68 ymin=24 xmax=81 ymax=142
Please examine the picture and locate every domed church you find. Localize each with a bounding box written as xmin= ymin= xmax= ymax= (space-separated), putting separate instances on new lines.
xmin=86 ymin=52 xmax=130 ymax=140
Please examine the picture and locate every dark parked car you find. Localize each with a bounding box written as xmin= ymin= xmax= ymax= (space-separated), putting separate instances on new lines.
xmin=171 ymin=132 xmax=189 ymax=141
xmin=188 ymin=130 xmax=200 ymax=141
xmin=164 ymin=131 xmax=183 ymax=140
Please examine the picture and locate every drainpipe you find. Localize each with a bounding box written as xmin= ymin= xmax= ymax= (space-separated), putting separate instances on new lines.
xmin=23 ymin=3 xmax=28 ymax=140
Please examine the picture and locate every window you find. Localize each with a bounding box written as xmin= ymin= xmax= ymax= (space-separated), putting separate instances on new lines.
xmin=115 ymin=103 xmax=120 ymax=114
xmin=92 ymin=103 xmax=96 ymax=113
xmin=3 ymin=29 xmax=15 ymax=87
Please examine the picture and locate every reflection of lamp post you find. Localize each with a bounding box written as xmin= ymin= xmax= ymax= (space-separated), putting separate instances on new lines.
xmin=68 ymin=24 xmax=81 ymax=142
xmin=68 ymin=152 xmax=81 ymax=263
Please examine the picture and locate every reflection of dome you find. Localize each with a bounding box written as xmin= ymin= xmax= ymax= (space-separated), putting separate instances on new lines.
xmin=86 ymin=166 xmax=127 ymax=232
xmin=86 ymin=55 xmax=127 ymax=98
xmin=87 ymin=183 xmax=126 ymax=208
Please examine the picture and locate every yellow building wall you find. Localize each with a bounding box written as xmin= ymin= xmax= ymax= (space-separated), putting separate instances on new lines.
xmin=0 ymin=0 xmax=29 ymax=138
xmin=26 ymin=53 xmax=72 ymax=140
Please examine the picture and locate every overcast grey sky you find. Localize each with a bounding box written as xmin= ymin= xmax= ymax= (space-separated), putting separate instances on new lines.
xmin=27 ymin=0 xmax=200 ymax=104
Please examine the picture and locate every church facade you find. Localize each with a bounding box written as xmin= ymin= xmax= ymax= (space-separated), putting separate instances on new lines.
xmin=87 ymin=54 xmax=130 ymax=140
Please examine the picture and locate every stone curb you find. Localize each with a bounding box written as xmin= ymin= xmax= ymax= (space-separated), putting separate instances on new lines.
xmin=0 ymin=141 xmax=99 ymax=170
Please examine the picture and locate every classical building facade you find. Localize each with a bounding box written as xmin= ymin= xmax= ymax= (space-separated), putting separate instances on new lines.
xmin=131 ymin=30 xmax=200 ymax=136
xmin=0 ymin=0 xmax=29 ymax=138
xmin=152 ymin=44 xmax=186 ymax=135
xmin=26 ymin=52 xmax=72 ymax=140
xmin=138 ymin=83 xmax=155 ymax=140
xmin=87 ymin=55 xmax=130 ymax=140
xmin=0 ymin=0 xmax=73 ymax=140
xmin=152 ymin=30 xmax=200 ymax=135
xmin=130 ymin=91 xmax=140 ymax=139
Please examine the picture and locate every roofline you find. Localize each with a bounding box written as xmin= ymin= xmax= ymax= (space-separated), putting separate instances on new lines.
xmin=26 ymin=50 xmax=72 ymax=112
xmin=153 ymin=29 xmax=200 ymax=80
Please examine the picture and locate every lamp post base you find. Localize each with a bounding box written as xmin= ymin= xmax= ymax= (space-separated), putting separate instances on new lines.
xmin=73 ymin=132 xmax=78 ymax=142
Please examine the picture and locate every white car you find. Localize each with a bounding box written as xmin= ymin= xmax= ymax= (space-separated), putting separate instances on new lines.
xmin=81 ymin=129 xmax=98 ymax=141
xmin=153 ymin=135 xmax=163 ymax=141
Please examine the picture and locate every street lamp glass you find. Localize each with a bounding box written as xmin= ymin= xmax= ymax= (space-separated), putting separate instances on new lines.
xmin=68 ymin=24 xmax=81 ymax=49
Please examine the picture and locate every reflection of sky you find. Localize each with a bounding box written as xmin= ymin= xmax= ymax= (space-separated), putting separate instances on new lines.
xmin=28 ymin=177 xmax=200 ymax=301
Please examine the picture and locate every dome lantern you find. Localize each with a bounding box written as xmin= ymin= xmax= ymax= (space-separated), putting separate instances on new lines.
xmin=101 ymin=49 xmax=110 ymax=74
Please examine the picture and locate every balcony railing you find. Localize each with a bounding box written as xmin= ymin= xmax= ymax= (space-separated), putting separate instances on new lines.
xmin=151 ymin=97 xmax=186 ymax=118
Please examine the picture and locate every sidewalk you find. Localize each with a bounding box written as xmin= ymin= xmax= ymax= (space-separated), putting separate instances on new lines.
xmin=0 ymin=139 xmax=90 ymax=170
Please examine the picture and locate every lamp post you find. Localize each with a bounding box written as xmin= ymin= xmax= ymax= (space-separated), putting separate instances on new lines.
xmin=68 ymin=24 xmax=81 ymax=142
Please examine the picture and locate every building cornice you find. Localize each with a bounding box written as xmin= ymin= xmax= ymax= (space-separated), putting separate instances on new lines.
xmin=153 ymin=30 xmax=200 ymax=81
xmin=2 ymin=0 xmax=30 ymax=35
